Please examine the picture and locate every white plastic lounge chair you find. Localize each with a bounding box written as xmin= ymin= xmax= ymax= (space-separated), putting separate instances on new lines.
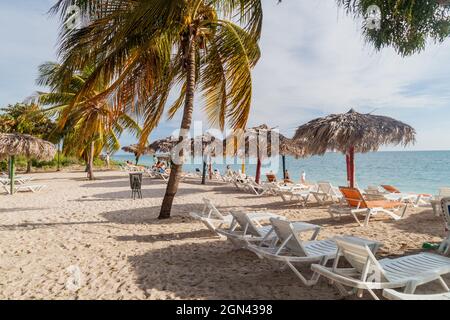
xmin=242 ymin=178 xmax=264 ymax=195
xmin=439 ymin=198 xmax=450 ymax=255
xmin=1 ymin=183 xmax=46 ymax=194
xmin=241 ymin=178 xmax=276 ymax=196
xmin=189 ymin=198 xmax=234 ymax=235
xmin=381 ymin=185 xmax=432 ymax=207
xmin=0 ymin=178 xmax=9 ymax=186
xmin=15 ymin=184 xmax=47 ymax=193
xmin=311 ymin=237 xmax=450 ymax=300
xmin=383 ymin=289 xmax=450 ymax=300
xmin=145 ymin=169 xmax=157 ymax=179
xmin=0 ymin=176 xmax=34 ymax=185
xmin=248 ymin=218 xmax=381 ymax=286
xmin=155 ymin=171 xmax=170 ymax=183
xmin=1 ymin=184 xmax=9 ymax=194
xmin=232 ymin=173 xmax=249 ymax=190
xmin=329 ymin=187 xmax=407 ymax=227
xmin=383 ymin=288 xmax=450 ymax=300
xmin=278 ymin=185 xmax=316 ymax=206
xmin=431 ymin=188 xmax=450 ymax=216
xmin=216 ymin=211 xmax=284 ymax=249
xmin=310 ymin=181 xmax=343 ymax=205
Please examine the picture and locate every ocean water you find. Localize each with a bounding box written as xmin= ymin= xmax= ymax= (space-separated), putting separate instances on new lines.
xmin=113 ymin=151 xmax=450 ymax=194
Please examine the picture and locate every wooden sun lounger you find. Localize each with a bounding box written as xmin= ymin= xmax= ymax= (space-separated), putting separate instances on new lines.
xmin=328 ymin=187 xmax=407 ymax=227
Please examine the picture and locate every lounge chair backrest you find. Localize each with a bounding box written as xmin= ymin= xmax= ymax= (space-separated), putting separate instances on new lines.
xmin=202 ymin=198 xmax=225 ymax=220
xmin=441 ymin=197 xmax=450 ymax=229
xmin=269 ymin=218 xmax=307 ymax=256
xmin=318 ymin=181 xmax=332 ymax=194
xmin=381 ymin=185 xmax=400 ymax=193
xmin=230 ymin=211 xmax=262 ymax=237
xmin=339 ymin=187 xmax=368 ymax=209
xmin=334 ymin=237 xmax=388 ymax=282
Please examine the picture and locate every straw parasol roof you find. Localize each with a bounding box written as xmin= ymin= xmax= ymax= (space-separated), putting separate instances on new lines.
xmin=148 ymin=136 xmax=179 ymax=154
xmin=293 ymin=109 xmax=416 ymax=155
xmin=225 ymin=124 xmax=305 ymax=159
xmin=0 ymin=133 xmax=56 ymax=161
xmin=121 ymin=144 xmax=152 ymax=156
xmin=190 ymin=133 xmax=223 ymax=158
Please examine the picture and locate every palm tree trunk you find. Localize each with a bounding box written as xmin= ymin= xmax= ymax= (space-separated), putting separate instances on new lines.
xmin=159 ymin=40 xmax=196 ymax=219
xmin=87 ymin=141 xmax=95 ymax=180
xmin=26 ymin=160 xmax=32 ymax=174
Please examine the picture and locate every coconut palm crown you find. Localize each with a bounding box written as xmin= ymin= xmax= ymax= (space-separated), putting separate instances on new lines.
xmin=51 ymin=0 xmax=262 ymax=217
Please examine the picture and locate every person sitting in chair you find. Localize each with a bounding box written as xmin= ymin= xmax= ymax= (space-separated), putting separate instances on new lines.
xmin=284 ymin=170 xmax=294 ymax=184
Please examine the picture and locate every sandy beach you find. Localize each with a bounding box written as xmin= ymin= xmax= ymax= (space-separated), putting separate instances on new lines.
xmin=0 ymin=170 xmax=447 ymax=300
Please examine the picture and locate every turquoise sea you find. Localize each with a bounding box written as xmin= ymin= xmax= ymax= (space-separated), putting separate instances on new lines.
xmin=113 ymin=151 xmax=450 ymax=195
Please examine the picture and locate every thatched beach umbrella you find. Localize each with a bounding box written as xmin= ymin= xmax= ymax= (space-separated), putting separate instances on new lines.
xmin=293 ymin=109 xmax=416 ymax=188
xmin=148 ymin=136 xmax=180 ymax=167
xmin=149 ymin=134 xmax=222 ymax=183
xmin=190 ymin=133 xmax=223 ymax=184
xmin=0 ymin=133 xmax=56 ymax=194
xmin=225 ymin=124 xmax=304 ymax=183
xmin=149 ymin=136 xmax=179 ymax=154
xmin=121 ymin=144 xmax=152 ymax=165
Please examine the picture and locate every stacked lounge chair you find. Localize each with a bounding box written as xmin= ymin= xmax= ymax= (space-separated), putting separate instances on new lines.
xmin=248 ymin=218 xmax=381 ymax=286
xmin=311 ymin=237 xmax=450 ymax=299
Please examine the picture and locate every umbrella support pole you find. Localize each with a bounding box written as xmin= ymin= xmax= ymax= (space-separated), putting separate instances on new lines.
xmin=282 ymin=155 xmax=286 ymax=180
xmin=347 ymin=147 xmax=355 ymax=188
xmin=9 ymin=156 xmax=15 ymax=195
xmin=255 ymin=157 xmax=262 ymax=184
xmin=201 ymin=161 xmax=207 ymax=185
xmin=57 ymin=142 xmax=61 ymax=172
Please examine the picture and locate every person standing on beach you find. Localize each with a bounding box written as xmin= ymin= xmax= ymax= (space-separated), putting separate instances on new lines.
xmin=301 ymin=170 xmax=306 ymax=184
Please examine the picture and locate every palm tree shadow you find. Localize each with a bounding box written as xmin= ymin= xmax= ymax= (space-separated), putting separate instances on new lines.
xmin=115 ymin=229 xmax=217 ymax=243
xmin=82 ymin=185 xmax=204 ymax=200
xmin=127 ymin=240 xmax=340 ymax=299
xmin=387 ymin=208 xmax=446 ymax=238
xmin=101 ymin=203 xmax=204 ymax=225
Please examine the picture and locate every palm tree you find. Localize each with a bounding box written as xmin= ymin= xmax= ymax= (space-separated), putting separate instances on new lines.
xmin=36 ymin=62 xmax=141 ymax=180
xmin=0 ymin=103 xmax=56 ymax=173
xmin=336 ymin=0 xmax=450 ymax=56
xmin=51 ymin=0 xmax=262 ymax=218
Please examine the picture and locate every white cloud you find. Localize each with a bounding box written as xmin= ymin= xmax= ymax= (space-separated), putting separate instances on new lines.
xmin=2 ymin=1 xmax=450 ymax=150
xmin=247 ymin=0 xmax=450 ymax=150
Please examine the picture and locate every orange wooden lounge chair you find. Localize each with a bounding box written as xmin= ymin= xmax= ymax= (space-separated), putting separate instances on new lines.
xmin=328 ymin=187 xmax=407 ymax=227
xmin=381 ymin=185 xmax=401 ymax=194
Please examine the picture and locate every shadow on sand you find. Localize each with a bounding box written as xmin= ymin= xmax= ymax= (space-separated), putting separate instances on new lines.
xmin=101 ymin=204 xmax=203 ymax=225
xmin=126 ymin=239 xmax=340 ymax=299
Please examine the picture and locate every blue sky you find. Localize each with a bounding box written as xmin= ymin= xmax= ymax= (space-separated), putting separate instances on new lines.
xmin=1 ymin=0 xmax=450 ymax=152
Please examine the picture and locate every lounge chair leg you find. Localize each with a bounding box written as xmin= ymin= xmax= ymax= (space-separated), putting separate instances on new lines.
xmin=367 ymin=289 xmax=380 ymax=300
xmin=438 ymin=277 xmax=449 ymax=291
xmin=334 ymin=282 xmax=350 ymax=297
xmin=404 ymin=281 xmax=418 ymax=294
xmin=363 ymin=210 xmax=371 ymax=227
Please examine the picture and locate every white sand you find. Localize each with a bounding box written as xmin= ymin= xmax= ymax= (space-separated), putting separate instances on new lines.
xmin=0 ymin=170 xmax=447 ymax=300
